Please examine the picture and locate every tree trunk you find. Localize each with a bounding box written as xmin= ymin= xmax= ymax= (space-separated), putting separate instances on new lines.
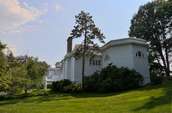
xmin=24 ymin=88 xmax=28 ymax=94
xmin=81 ymin=52 xmax=85 ymax=89
xmin=81 ymin=31 xmax=87 ymax=89
xmin=156 ymin=40 xmax=168 ymax=76
xmin=165 ymin=47 xmax=170 ymax=76
xmin=24 ymin=84 xmax=28 ymax=94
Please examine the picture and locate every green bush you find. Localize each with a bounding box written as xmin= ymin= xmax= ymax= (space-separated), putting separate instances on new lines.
xmin=84 ymin=64 xmax=143 ymax=92
xmin=47 ymin=84 xmax=52 ymax=89
xmin=63 ymin=83 xmax=82 ymax=93
xmin=51 ymin=79 xmax=72 ymax=92
xmin=51 ymin=79 xmax=81 ymax=93
xmin=150 ymin=73 xmax=163 ymax=85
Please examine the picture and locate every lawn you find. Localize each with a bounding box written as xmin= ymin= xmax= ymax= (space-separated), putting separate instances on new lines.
xmin=0 ymin=81 xmax=172 ymax=113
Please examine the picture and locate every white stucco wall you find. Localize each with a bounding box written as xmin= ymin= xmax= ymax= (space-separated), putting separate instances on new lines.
xmin=63 ymin=56 xmax=102 ymax=83
xmin=62 ymin=38 xmax=150 ymax=85
xmin=73 ymin=56 xmax=102 ymax=83
xmin=63 ymin=60 xmax=68 ymax=79
xmin=102 ymin=44 xmax=134 ymax=69
xmin=102 ymin=43 xmax=150 ymax=84
xmin=44 ymin=67 xmax=63 ymax=89
xmin=63 ymin=57 xmax=75 ymax=80
xmin=131 ymin=44 xmax=150 ymax=84
xmin=73 ymin=58 xmax=82 ymax=83
xmin=45 ymin=68 xmax=63 ymax=82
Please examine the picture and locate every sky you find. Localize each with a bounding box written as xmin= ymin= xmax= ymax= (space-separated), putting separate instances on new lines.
xmin=0 ymin=0 xmax=151 ymax=66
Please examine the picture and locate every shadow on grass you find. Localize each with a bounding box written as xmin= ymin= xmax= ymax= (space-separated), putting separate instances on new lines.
xmin=0 ymin=85 xmax=161 ymax=106
xmin=132 ymin=81 xmax=172 ymax=112
xmin=0 ymin=92 xmax=71 ymax=106
xmin=1 ymin=81 xmax=171 ymax=108
xmin=0 ymin=91 xmax=120 ymax=106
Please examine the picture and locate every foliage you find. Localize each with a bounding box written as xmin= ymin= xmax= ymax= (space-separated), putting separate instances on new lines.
xmin=149 ymin=57 xmax=163 ymax=85
xmin=51 ymin=79 xmax=72 ymax=92
xmin=51 ymin=79 xmax=81 ymax=93
xmin=63 ymin=83 xmax=82 ymax=93
xmin=69 ymin=11 xmax=105 ymax=87
xmin=0 ymin=42 xmax=10 ymax=92
xmin=84 ymin=64 xmax=143 ymax=92
xmin=0 ymin=41 xmax=49 ymax=95
xmin=129 ymin=0 xmax=172 ymax=77
xmin=150 ymin=73 xmax=163 ymax=85
xmin=24 ymin=56 xmax=48 ymax=93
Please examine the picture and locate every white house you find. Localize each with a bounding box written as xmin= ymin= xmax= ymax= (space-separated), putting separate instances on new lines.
xmin=62 ymin=37 xmax=150 ymax=84
xmin=44 ymin=67 xmax=63 ymax=89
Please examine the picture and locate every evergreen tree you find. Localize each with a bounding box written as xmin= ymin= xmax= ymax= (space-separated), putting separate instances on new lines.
xmin=69 ymin=11 xmax=105 ymax=88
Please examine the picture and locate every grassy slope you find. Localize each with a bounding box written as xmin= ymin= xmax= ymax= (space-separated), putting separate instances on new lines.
xmin=0 ymin=81 xmax=171 ymax=113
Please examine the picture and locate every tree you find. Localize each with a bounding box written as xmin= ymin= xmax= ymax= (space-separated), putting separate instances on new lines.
xmin=0 ymin=42 xmax=7 ymax=75
xmin=16 ymin=56 xmax=48 ymax=94
xmin=69 ymin=11 xmax=105 ymax=88
xmin=0 ymin=41 xmax=49 ymax=95
xmin=129 ymin=0 xmax=172 ymax=77
xmin=0 ymin=42 xmax=10 ymax=92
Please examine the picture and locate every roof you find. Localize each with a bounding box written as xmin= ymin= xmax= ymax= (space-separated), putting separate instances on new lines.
xmin=63 ymin=37 xmax=148 ymax=60
xmin=101 ymin=37 xmax=148 ymax=51
xmin=64 ymin=44 xmax=102 ymax=59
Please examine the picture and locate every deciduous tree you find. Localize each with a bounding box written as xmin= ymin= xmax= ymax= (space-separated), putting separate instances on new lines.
xmin=129 ymin=0 xmax=172 ymax=76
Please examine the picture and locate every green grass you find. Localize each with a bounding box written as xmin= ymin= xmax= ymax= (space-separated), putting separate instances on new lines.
xmin=0 ymin=81 xmax=172 ymax=113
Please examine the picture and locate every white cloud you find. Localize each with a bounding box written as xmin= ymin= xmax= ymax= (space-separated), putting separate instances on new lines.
xmin=3 ymin=45 xmax=17 ymax=56
xmin=0 ymin=0 xmax=42 ymax=33
xmin=55 ymin=4 xmax=63 ymax=12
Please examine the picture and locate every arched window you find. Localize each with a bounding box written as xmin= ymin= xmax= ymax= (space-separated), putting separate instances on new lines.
xmin=136 ymin=51 xmax=144 ymax=58
xmin=90 ymin=59 xmax=101 ymax=66
xmin=138 ymin=51 xmax=141 ymax=57
xmin=98 ymin=60 xmax=101 ymax=65
xmin=104 ymin=54 xmax=110 ymax=61
xmin=89 ymin=58 xmax=92 ymax=65
xmin=93 ymin=60 xmax=96 ymax=65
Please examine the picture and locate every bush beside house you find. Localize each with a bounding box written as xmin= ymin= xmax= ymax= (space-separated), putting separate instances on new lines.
xmin=51 ymin=64 xmax=143 ymax=93
xmin=51 ymin=79 xmax=81 ymax=93
xmin=84 ymin=64 xmax=143 ymax=92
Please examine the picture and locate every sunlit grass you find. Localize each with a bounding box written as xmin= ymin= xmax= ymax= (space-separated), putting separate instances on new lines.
xmin=0 ymin=81 xmax=171 ymax=113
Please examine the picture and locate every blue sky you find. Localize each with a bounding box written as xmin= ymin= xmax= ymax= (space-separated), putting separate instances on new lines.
xmin=0 ymin=0 xmax=150 ymax=66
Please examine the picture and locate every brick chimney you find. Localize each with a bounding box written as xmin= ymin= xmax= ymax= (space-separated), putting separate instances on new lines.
xmin=67 ymin=37 xmax=72 ymax=53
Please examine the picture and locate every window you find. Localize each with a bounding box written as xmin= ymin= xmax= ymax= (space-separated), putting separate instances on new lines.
xmin=136 ymin=51 xmax=144 ymax=58
xmin=89 ymin=59 xmax=101 ymax=66
xmin=96 ymin=60 xmax=98 ymax=65
xmin=89 ymin=58 xmax=94 ymax=65
xmin=93 ymin=60 xmax=95 ymax=65
xmin=104 ymin=55 xmax=110 ymax=61
xmin=89 ymin=59 xmax=92 ymax=65
xmin=138 ymin=51 xmax=141 ymax=57
xmin=98 ymin=60 xmax=101 ymax=65
xmin=47 ymin=75 xmax=52 ymax=79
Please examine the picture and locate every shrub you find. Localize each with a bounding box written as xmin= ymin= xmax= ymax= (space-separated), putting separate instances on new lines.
xmin=51 ymin=79 xmax=72 ymax=92
xmin=47 ymin=84 xmax=52 ymax=89
xmin=63 ymin=83 xmax=82 ymax=93
xmin=84 ymin=64 xmax=143 ymax=92
xmin=150 ymin=73 xmax=163 ymax=85
xmin=51 ymin=79 xmax=81 ymax=93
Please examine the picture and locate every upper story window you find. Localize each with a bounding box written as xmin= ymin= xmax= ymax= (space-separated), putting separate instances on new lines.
xmin=136 ymin=51 xmax=144 ymax=58
xmin=47 ymin=75 xmax=52 ymax=79
xmin=98 ymin=60 xmax=101 ymax=65
xmin=104 ymin=54 xmax=110 ymax=61
xmin=89 ymin=59 xmax=101 ymax=66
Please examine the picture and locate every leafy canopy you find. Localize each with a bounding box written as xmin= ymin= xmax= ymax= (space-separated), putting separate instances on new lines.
xmin=129 ymin=0 xmax=172 ymax=76
xmin=70 ymin=11 xmax=105 ymax=57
